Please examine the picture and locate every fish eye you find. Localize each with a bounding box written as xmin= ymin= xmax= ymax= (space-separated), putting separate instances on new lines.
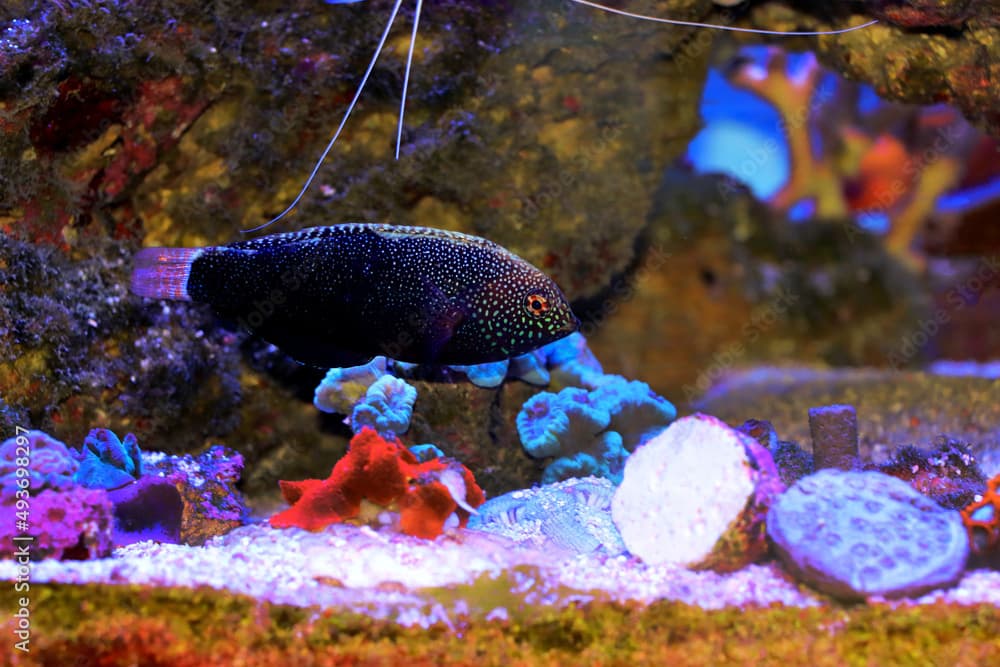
xmin=525 ymin=293 xmax=549 ymax=316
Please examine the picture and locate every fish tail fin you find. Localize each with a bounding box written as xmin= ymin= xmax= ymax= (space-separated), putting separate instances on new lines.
xmin=130 ymin=247 xmax=199 ymax=301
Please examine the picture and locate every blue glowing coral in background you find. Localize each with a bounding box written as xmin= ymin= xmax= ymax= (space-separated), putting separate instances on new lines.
xmin=687 ymin=49 xmax=796 ymax=202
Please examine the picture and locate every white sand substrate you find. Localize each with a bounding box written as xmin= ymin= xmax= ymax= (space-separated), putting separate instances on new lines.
xmin=2 ymin=522 xmax=998 ymax=627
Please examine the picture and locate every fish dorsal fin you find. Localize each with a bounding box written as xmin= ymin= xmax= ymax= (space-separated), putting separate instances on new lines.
xmin=229 ymin=224 xmax=505 ymax=254
xmin=365 ymin=224 xmax=503 ymax=252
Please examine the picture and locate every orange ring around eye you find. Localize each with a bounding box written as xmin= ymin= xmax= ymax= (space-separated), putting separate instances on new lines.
xmin=526 ymin=294 xmax=549 ymax=315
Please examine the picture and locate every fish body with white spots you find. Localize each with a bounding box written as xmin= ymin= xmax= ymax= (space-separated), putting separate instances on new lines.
xmin=130 ymin=224 xmax=578 ymax=367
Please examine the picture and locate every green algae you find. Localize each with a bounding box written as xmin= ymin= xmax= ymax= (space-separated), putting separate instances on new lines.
xmin=695 ymin=367 xmax=1000 ymax=469
xmin=4 ymin=580 xmax=998 ymax=666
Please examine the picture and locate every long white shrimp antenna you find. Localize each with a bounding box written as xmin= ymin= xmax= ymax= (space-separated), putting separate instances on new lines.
xmin=397 ymin=0 xmax=424 ymax=160
xmin=248 ymin=0 xmax=879 ymax=233
xmin=567 ymin=0 xmax=879 ymax=36
xmin=243 ymin=0 xmax=408 ymax=233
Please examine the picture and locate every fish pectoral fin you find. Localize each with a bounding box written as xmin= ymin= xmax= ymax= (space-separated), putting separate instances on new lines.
xmin=418 ymin=280 xmax=471 ymax=359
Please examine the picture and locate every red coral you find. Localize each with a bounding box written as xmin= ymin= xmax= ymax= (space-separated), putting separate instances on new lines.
xmin=962 ymin=474 xmax=1000 ymax=558
xmin=269 ymin=428 xmax=484 ymax=539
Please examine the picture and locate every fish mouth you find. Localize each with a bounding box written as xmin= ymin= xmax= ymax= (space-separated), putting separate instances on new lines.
xmin=564 ymin=313 xmax=582 ymax=333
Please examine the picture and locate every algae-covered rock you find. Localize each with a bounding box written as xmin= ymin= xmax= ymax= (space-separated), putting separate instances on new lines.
xmin=768 ymin=469 xmax=970 ymax=600
xmin=695 ymin=366 xmax=1000 ymax=476
xmin=871 ymin=440 xmax=987 ymax=510
xmin=741 ymin=1 xmax=999 ymax=136
xmin=0 ymin=233 xmax=243 ymax=451
xmin=611 ymin=413 xmax=783 ymax=571
xmin=143 ymin=445 xmax=247 ymax=545
xmin=1 ymin=0 xmax=711 ymax=305
xmin=586 ymin=170 xmax=927 ymax=397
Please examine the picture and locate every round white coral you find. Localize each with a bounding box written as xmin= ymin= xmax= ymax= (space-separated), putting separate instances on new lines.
xmin=611 ymin=413 xmax=758 ymax=568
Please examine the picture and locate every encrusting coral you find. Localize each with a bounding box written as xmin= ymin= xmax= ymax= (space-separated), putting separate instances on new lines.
xmin=143 ymin=445 xmax=248 ymax=546
xmin=872 ymin=439 xmax=987 ymax=510
xmin=612 ymin=414 xmax=783 ymax=572
xmin=769 ymin=469 xmax=969 ymax=600
xmin=270 ymin=427 xmax=484 ymax=539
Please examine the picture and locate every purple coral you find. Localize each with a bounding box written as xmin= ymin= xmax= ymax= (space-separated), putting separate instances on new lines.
xmin=107 ymin=477 xmax=183 ymax=546
xmin=0 ymin=430 xmax=78 ymax=494
xmin=0 ymin=486 xmax=113 ymax=560
xmin=0 ymin=430 xmax=115 ymax=559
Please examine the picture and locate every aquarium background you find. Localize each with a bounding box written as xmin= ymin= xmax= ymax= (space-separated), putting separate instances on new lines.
xmin=1 ymin=0 xmax=999 ymax=664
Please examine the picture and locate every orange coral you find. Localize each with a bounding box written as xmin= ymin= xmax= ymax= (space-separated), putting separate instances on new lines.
xmin=728 ymin=48 xmax=982 ymax=267
xmin=269 ymin=427 xmax=484 ymax=539
xmin=962 ymin=474 xmax=1000 ymax=557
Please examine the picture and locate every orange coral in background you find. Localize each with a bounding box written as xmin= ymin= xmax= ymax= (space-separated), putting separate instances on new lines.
xmin=962 ymin=474 xmax=1000 ymax=558
xmin=269 ymin=427 xmax=484 ymax=539
xmin=727 ymin=48 xmax=992 ymax=267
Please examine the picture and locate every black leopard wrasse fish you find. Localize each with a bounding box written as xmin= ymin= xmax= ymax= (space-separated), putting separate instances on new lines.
xmin=130 ymin=224 xmax=579 ymax=367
